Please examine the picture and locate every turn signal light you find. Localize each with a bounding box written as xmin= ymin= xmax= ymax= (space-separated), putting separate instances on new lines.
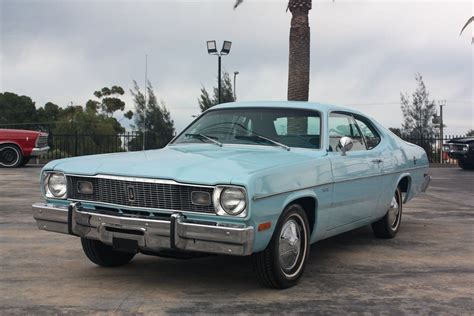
xmin=258 ymin=221 xmax=272 ymax=232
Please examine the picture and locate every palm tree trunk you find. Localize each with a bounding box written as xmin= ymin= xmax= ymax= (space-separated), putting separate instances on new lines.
xmin=287 ymin=0 xmax=312 ymax=134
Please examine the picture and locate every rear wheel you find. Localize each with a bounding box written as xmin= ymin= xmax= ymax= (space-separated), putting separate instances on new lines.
xmin=81 ymin=238 xmax=136 ymax=267
xmin=458 ymin=159 xmax=474 ymax=170
xmin=0 ymin=145 xmax=22 ymax=168
xmin=252 ymin=204 xmax=310 ymax=289
xmin=372 ymin=187 xmax=402 ymax=239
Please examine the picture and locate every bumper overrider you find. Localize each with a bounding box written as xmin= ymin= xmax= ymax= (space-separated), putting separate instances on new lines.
xmin=32 ymin=202 xmax=254 ymax=256
xmin=421 ymin=174 xmax=431 ymax=193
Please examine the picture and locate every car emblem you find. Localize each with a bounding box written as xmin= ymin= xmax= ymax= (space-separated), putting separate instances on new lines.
xmin=127 ymin=186 xmax=136 ymax=201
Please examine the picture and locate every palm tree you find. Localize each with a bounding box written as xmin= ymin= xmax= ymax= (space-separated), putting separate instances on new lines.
xmin=235 ymin=0 xmax=312 ymax=133
xmin=286 ymin=0 xmax=312 ymax=101
xmin=234 ymin=0 xmax=312 ymax=101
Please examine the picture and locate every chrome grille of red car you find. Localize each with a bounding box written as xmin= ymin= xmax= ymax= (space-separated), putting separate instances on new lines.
xmin=36 ymin=135 xmax=49 ymax=148
xmin=67 ymin=176 xmax=215 ymax=214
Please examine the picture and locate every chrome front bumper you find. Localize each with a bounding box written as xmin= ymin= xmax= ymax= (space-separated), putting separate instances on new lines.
xmin=30 ymin=146 xmax=50 ymax=156
xmin=32 ymin=202 xmax=254 ymax=256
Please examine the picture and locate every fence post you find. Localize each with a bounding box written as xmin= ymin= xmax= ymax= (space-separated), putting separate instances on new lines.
xmin=74 ymin=131 xmax=78 ymax=157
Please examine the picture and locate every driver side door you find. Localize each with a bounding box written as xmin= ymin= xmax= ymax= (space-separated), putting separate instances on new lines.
xmin=327 ymin=112 xmax=383 ymax=232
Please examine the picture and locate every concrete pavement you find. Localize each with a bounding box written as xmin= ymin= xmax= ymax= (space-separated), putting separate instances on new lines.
xmin=0 ymin=166 xmax=473 ymax=314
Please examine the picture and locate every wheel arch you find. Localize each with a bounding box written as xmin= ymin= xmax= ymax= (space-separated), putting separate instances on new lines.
xmin=395 ymin=173 xmax=412 ymax=203
xmin=281 ymin=191 xmax=318 ymax=238
xmin=0 ymin=141 xmax=24 ymax=155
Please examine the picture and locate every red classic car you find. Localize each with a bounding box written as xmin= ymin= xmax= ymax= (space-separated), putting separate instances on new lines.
xmin=0 ymin=129 xmax=50 ymax=168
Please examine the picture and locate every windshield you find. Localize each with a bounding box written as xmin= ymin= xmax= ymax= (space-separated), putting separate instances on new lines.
xmin=172 ymin=108 xmax=321 ymax=149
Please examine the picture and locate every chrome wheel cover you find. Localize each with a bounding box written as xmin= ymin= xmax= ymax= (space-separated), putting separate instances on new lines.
xmin=279 ymin=218 xmax=302 ymax=272
xmin=388 ymin=193 xmax=401 ymax=230
xmin=0 ymin=147 xmax=20 ymax=167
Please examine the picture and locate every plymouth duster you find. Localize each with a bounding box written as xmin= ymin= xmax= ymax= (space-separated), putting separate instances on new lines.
xmin=32 ymin=101 xmax=430 ymax=288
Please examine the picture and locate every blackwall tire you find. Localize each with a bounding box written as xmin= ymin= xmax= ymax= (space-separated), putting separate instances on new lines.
xmin=372 ymin=187 xmax=402 ymax=239
xmin=81 ymin=238 xmax=136 ymax=267
xmin=252 ymin=204 xmax=310 ymax=289
xmin=458 ymin=160 xmax=474 ymax=170
xmin=0 ymin=145 xmax=23 ymax=168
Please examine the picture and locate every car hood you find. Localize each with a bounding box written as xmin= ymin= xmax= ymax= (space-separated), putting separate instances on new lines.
xmin=46 ymin=144 xmax=324 ymax=185
xmin=448 ymin=137 xmax=474 ymax=144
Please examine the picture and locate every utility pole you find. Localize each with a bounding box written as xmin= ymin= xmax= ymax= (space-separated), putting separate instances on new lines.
xmin=143 ymin=54 xmax=148 ymax=151
xmin=438 ymin=100 xmax=446 ymax=163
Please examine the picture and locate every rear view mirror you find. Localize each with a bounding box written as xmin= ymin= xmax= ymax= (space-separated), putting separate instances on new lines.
xmin=339 ymin=137 xmax=353 ymax=156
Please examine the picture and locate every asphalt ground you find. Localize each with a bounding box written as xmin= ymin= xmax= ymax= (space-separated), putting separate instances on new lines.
xmin=0 ymin=166 xmax=473 ymax=315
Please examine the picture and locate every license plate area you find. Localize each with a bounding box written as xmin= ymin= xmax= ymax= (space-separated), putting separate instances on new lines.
xmin=113 ymin=238 xmax=139 ymax=253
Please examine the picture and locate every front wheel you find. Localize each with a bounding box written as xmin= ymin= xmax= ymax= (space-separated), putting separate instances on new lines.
xmin=0 ymin=145 xmax=22 ymax=168
xmin=372 ymin=187 xmax=402 ymax=239
xmin=81 ymin=238 xmax=136 ymax=267
xmin=252 ymin=204 xmax=310 ymax=289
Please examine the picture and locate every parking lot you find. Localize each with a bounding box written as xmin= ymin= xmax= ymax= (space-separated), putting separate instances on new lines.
xmin=0 ymin=166 xmax=473 ymax=314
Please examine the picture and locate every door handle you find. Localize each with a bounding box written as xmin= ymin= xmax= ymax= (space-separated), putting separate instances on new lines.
xmin=371 ymin=159 xmax=383 ymax=164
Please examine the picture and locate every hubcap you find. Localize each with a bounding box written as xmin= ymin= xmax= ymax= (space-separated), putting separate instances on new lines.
xmin=0 ymin=147 xmax=19 ymax=166
xmin=279 ymin=219 xmax=301 ymax=271
xmin=388 ymin=193 xmax=400 ymax=229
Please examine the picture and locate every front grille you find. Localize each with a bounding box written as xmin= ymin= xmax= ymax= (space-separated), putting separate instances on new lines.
xmin=448 ymin=144 xmax=468 ymax=152
xmin=67 ymin=176 xmax=215 ymax=213
xmin=36 ymin=135 xmax=49 ymax=148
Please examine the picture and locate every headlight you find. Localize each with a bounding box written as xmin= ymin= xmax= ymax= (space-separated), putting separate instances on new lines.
xmin=213 ymin=186 xmax=247 ymax=217
xmin=44 ymin=172 xmax=67 ymax=199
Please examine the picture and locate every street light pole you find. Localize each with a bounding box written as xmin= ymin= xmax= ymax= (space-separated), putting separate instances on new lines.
xmin=233 ymin=71 xmax=239 ymax=101
xmin=218 ymin=55 xmax=222 ymax=104
xmin=207 ymin=40 xmax=232 ymax=105
xmin=438 ymin=100 xmax=446 ymax=163
xmin=143 ymin=54 xmax=148 ymax=151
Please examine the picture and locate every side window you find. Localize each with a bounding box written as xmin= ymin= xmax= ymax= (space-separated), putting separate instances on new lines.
xmin=354 ymin=116 xmax=381 ymax=149
xmin=273 ymin=117 xmax=288 ymax=135
xmin=328 ymin=113 xmax=366 ymax=152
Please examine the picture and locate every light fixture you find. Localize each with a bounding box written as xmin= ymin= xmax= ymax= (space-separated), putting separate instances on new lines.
xmin=206 ymin=40 xmax=218 ymax=55
xmin=221 ymin=41 xmax=232 ymax=55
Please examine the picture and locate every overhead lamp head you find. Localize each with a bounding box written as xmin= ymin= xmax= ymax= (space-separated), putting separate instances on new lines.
xmin=221 ymin=41 xmax=232 ymax=55
xmin=206 ymin=40 xmax=218 ymax=55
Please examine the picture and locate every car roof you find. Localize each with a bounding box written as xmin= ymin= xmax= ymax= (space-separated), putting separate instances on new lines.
xmin=212 ymin=100 xmax=364 ymax=115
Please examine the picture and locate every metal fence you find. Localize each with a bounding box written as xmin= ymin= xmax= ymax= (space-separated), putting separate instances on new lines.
xmin=36 ymin=132 xmax=466 ymax=164
xmin=399 ymin=134 xmax=465 ymax=164
xmin=43 ymin=131 xmax=143 ymax=160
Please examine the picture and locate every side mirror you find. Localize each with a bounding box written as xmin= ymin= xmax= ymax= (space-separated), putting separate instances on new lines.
xmin=339 ymin=136 xmax=353 ymax=156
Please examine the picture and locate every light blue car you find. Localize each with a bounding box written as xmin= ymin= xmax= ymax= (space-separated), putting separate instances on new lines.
xmin=33 ymin=101 xmax=431 ymax=288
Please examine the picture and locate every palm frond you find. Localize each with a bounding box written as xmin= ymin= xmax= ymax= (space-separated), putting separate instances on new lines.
xmin=460 ymin=16 xmax=474 ymax=35
xmin=234 ymin=0 xmax=243 ymax=10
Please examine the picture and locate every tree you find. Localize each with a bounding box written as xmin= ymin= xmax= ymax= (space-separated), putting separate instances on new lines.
xmin=466 ymin=129 xmax=474 ymax=137
xmin=400 ymin=73 xmax=437 ymax=137
xmin=0 ymin=92 xmax=38 ymax=128
xmin=91 ymin=85 xmax=126 ymax=117
xmin=234 ymin=0 xmax=312 ymax=134
xmin=234 ymin=0 xmax=312 ymax=101
xmin=198 ymin=72 xmax=235 ymax=112
xmin=130 ymin=80 xmax=175 ymax=149
xmin=36 ymin=102 xmax=62 ymax=132
xmin=388 ymin=127 xmax=402 ymax=138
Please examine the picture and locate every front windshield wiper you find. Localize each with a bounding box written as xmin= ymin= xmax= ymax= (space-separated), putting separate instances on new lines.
xmin=185 ymin=133 xmax=223 ymax=147
xmin=236 ymin=135 xmax=290 ymax=151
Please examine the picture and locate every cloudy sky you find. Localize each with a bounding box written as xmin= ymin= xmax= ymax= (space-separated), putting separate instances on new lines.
xmin=1 ymin=0 xmax=472 ymax=134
